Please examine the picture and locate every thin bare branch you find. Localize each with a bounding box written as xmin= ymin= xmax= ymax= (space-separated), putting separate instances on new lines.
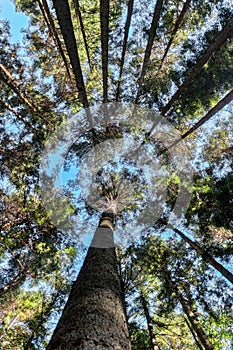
xmin=0 ymin=64 xmax=37 ymax=112
xmin=0 ymin=97 xmax=35 ymax=130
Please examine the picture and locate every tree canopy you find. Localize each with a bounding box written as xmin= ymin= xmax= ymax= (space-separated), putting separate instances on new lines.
xmin=0 ymin=0 xmax=232 ymax=348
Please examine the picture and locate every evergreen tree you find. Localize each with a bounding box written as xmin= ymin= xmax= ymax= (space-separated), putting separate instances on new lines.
xmin=0 ymin=0 xmax=232 ymax=348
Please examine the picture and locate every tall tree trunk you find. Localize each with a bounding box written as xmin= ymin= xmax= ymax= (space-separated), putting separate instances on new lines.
xmin=37 ymin=0 xmax=72 ymax=81
xmin=181 ymin=89 xmax=233 ymax=139
xmin=140 ymin=292 xmax=160 ymax=350
xmin=52 ymin=0 xmax=89 ymax=107
xmin=158 ymin=0 xmax=192 ymax=72
xmin=184 ymin=317 xmax=204 ymax=350
xmin=171 ymin=225 xmax=233 ymax=285
xmin=135 ymin=0 xmax=164 ymax=104
xmin=73 ymin=0 xmax=92 ymax=71
xmin=163 ymin=268 xmax=214 ymax=350
xmin=160 ymin=89 xmax=233 ymax=154
xmin=47 ymin=212 xmax=131 ymax=350
xmin=100 ymin=0 xmax=110 ymax=103
xmin=162 ymin=16 xmax=233 ymax=115
xmin=116 ymin=0 xmax=134 ymax=101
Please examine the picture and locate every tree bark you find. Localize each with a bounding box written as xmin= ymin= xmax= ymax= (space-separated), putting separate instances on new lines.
xmin=46 ymin=212 xmax=131 ymax=349
xmin=171 ymin=225 xmax=233 ymax=285
xmin=161 ymin=89 xmax=233 ymax=153
xmin=181 ymin=89 xmax=233 ymax=139
xmin=158 ymin=0 xmax=192 ymax=72
xmin=73 ymin=0 xmax=92 ymax=71
xmin=184 ymin=317 xmax=204 ymax=350
xmin=116 ymin=0 xmax=134 ymax=101
xmin=140 ymin=292 xmax=160 ymax=350
xmin=162 ymin=16 xmax=233 ymax=115
xmin=100 ymin=0 xmax=110 ymax=103
xmin=135 ymin=0 xmax=164 ymax=104
xmin=163 ymin=269 xmax=214 ymax=350
xmin=52 ymin=0 xmax=89 ymax=107
xmin=0 ymin=64 xmax=37 ymax=112
xmin=37 ymin=0 xmax=72 ymax=80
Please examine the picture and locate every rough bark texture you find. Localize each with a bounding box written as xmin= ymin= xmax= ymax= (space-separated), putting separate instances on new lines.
xmin=73 ymin=0 xmax=92 ymax=71
xmin=47 ymin=212 xmax=131 ymax=349
xmin=100 ymin=0 xmax=109 ymax=103
xmin=184 ymin=317 xmax=204 ymax=350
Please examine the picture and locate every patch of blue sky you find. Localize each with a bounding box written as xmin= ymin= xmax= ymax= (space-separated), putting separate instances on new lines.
xmin=0 ymin=0 xmax=28 ymax=43
xmin=0 ymin=252 xmax=12 ymax=288
xmin=4 ymin=120 xmax=20 ymax=136
xmin=0 ymin=174 xmax=17 ymax=194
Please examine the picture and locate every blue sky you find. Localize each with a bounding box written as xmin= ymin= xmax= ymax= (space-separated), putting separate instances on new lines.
xmin=0 ymin=0 xmax=28 ymax=42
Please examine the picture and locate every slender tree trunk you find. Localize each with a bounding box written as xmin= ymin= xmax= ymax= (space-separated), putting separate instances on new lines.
xmin=162 ymin=16 xmax=233 ymax=115
xmin=100 ymin=0 xmax=109 ymax=103
xmin=73 ymin=0 xmax=92 ymax=71
xmin=160 ymin=89 xmax=233 ymax=154
xmin=181 ymin=89 xmax=233 ymax=139
xmin=135 ymin=0 xmax=164 ymax=104
xmin=0 ymin=64 xmax=36 ymax=112
xmin=158 ymin=0 xmax=192 ymax=72
xmin=37 ymin=0 xmax=72 ymax=80
xmin=171 ymin=225 xmax=233 ymax=285
xmin=184 ymin=317 xmax=204 ymax=350
xmin=163 ymin=269 xmax=214 ymax=350
xmin=116 ymin=0 xmax=134 ymax=101
xmin=140 ymin=292 xmax=160 ymax=350
xmin=53 ymin=0 xmax=89 ymax=107
xmin=47 ymin=212 xmax=131 ymax=349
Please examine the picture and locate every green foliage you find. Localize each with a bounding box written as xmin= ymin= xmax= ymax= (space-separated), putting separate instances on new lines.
xmin=0 ymin=0 xmax=232 ymax=347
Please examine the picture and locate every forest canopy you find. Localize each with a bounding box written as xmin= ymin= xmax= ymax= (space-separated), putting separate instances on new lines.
xmin=0 ymin=0 xmax=232 ymax=349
